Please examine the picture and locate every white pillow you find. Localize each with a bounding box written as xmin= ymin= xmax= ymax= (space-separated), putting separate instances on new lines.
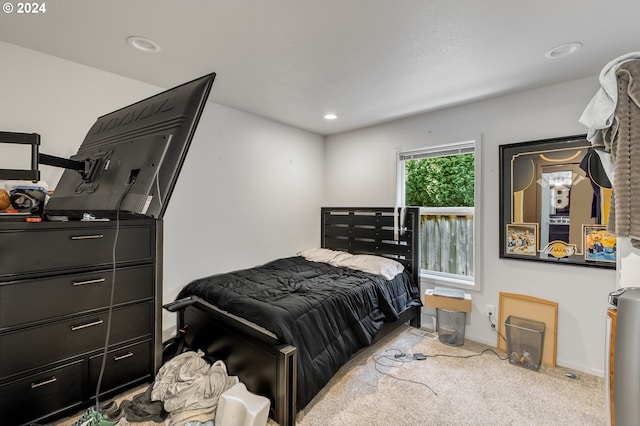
xmin=334 ymin=254 xmax=405 ymax=280
xmin=298 ymin=248 xmax=352 ymax=264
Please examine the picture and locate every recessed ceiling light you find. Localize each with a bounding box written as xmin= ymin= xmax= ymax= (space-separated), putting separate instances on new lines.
xmin=324 ymin=113 xmax=338 ymax=120
xmin=127 ymin=36 xmax=161 ymax=53
xmin=545 ymin=42 xmax=582 ymax=60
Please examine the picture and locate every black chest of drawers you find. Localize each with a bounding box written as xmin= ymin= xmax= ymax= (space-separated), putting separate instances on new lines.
xmin=0 ymin=218 xmax=162 ymax=426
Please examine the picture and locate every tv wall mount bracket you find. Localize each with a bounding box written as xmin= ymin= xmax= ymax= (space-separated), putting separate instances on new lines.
xmin=0 ymin=131 xmax=98 ymax=185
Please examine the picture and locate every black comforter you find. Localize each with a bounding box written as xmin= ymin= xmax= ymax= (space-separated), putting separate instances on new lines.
xmin=176 ymin=256 xmax=421 ymax=408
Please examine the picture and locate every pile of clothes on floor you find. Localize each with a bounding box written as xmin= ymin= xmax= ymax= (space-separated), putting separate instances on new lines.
xmin=74 ymin=350 xmax=239 ymax=426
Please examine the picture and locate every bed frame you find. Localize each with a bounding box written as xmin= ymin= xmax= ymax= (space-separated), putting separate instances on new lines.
xmin=164 ymin=207 xmax=422 ymax=426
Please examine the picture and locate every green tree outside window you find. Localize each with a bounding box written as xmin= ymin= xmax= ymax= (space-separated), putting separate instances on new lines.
xmin=404 ymin=154 xmax=474 ymax=207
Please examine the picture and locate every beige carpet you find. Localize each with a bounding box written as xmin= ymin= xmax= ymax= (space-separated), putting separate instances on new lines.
xmin=296 ymin=326 xmax=605 ymax=425
xmin=56 ymin=325 xmax=606 ymax=426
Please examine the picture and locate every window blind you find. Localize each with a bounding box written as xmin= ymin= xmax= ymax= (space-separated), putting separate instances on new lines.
xmin=398 ymin=141 xmax=475 ymax=161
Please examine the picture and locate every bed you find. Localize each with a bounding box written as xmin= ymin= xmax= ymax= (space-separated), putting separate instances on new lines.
xmin=163 ymin=207 xmax=422 ymax=426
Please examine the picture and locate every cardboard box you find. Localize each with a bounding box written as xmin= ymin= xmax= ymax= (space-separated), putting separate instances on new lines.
xmin=424 ymin=289 xmax=472 ymax=312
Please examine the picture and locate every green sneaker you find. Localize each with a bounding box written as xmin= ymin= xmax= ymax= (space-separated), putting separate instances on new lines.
xmin=70 ymin=407 xmax=99 ymax=426
xmin=71 ymin=407 xmax=120 ymax=426
xmin=97 ymin=413 xmax=120 ymax=426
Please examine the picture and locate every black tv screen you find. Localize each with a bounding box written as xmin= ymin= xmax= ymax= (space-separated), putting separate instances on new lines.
xmin=45 ymin=73 xmax=215 ymax=219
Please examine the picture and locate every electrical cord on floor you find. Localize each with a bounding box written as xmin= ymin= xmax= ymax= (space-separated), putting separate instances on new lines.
xmin=94 ymin=178 xmax=136 ymax=413
xmin=423 ymin=347 xmax=508 ymax=361
xmin=372 ymin=348 xmax=438 ymax=396
xmin=373 ymin=341 xmax=511 ymax=396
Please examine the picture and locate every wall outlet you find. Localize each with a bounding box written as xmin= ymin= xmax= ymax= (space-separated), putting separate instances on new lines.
xmin=486 ymin=304 xmax=496 ymax=317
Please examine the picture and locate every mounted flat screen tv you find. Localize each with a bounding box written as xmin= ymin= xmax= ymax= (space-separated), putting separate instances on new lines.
xmin=44 ymin=73 xmax=216 ymax=220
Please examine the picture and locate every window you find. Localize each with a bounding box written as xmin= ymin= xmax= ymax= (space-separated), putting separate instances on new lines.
xmin=397 ymin=140 xmax=482 ymax=289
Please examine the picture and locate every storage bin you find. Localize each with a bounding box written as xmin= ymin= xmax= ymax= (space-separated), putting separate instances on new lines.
xmin=505 ymin=315 xmax=545 ymax=371
xmin=436 ymin=308 xmax=466 ymax=346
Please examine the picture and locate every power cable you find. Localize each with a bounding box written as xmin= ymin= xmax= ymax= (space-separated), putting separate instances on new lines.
xmin=94 ymin=178 xmax=136 ymax=412
xmin=423 ymin=347 xmax=508 ymax=361
xmin=373 ymin=343 xmax=510 ymax=397
xmin=372 ymin=349 xmax=438 ymax=396
xmin=488 ymin=312 xmax=509 ymax=346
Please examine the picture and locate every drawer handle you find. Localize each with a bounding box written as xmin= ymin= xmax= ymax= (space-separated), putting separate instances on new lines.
xmin=31 ymin=376 xmax=57 ymax=389
xmin=114 ymin=352 xmax=134 ymax=361
xmin=71 ymin=319 xmax=104 ymax=331
xmin=72 ymin=278 xmax=106 ymax=286
xmin=71 ymin=234 xmax=104 ymax=240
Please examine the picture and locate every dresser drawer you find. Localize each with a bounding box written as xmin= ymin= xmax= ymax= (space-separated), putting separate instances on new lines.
xmin=0 ymin=265 xmax=154 ymax=329
xmin=89 ymin=339 xmax=152 ymax=396
xmin=0 ymin=302 xmax=152 ymax=378
xmin=0 ymin=224 xmax=153 ymax=277
xmin=0 ymin=360 xmax=83 ymax=426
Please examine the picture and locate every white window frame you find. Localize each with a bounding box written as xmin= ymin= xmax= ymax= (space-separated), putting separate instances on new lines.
xmin=397 ymin=139 xmax=482 ymax=291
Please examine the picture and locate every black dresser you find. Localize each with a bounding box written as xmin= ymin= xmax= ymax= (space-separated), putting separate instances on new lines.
xmin=0 ymin=218 xmax=162 ymax=426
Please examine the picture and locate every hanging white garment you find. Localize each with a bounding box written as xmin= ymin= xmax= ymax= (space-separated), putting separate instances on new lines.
xmin=579 ymin=51 xmax=640 ymax=142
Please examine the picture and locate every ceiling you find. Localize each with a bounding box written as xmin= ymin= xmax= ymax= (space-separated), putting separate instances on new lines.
xmin=1 ymin=0 xmax=639 ymax=135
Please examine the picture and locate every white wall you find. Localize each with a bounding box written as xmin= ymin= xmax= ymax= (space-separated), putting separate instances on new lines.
xmin=325 ymin=77 xmax=616 ymax=376
xmin=0 ymin=41 xmax=325 ymax=340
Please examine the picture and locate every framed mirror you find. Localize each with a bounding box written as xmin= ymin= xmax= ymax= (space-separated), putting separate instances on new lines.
xmin=499 ymin=135 xmax=616 ymax=268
